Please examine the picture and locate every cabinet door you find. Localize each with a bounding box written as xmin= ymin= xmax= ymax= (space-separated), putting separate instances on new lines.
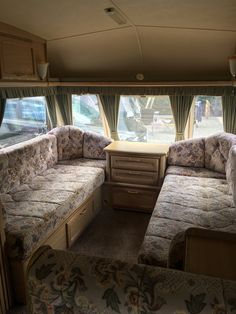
xmin=0 ymin=37 xmax=37 ymax=80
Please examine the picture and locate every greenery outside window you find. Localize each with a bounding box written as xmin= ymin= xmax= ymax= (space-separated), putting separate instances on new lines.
xmin=0 ymin=96 xmax=47 ymax=148
xmin=187 ymin=96 xmax=223 ymax=139
xmin=72 ymin=95 xmax=105 ymax=135
xmin=117 ymin=96 xmax=175 ymax=144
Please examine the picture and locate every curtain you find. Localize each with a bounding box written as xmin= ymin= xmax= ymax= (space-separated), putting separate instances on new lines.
xmin=99 ymin=94 xmax=120 ymax=140
xmin=169 ymin=95 xmax=194 ymax=141
xmin=0 ymin=87 xmax=57 ymax=99
xmin=56 ymin=94 xmax=73 ymax=125
xmin=0 ymin=99 xmax=6 ymax=127
xmin=45 ymin=95 xmax=57 ymax=129
xmin=222 ymin=95 xmax=236 ymax=134
xmin=57 ymin=85 xmax=234 ymax=96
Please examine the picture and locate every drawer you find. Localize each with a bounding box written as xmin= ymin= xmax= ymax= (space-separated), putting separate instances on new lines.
xmin=111 ymin=169 xmax=158 ymax=185
xmin=111 ymin=155 xmax=159 ymax=172
xmin=111 ymin=186 xmax=158 ymax=212
xmin=66 ymin=199 xmax=93 ymax=247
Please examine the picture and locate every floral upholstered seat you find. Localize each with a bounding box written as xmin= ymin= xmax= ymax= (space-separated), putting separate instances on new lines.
xmin=0 ymin=126 xmax=111 ymax=261
xmin=138 ymin=132 xmax=236 ymax=267
xmin=27 ymin=246 xmax=236 ymax=314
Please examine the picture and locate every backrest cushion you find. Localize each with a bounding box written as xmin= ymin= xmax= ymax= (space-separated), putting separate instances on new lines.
xmin=226 ymin=145 xmax=236 ymax=205
xmin=49 ymin=126 xmax=84 ymax=160
xmin=168 ymin=138 xmax=205 ymax=168
xmin=205 ymin=133 xmax=236 ymax=174
xmin=0 ymin=134 xmax=57 ymax=193
xmin=83 ymin=131 xmax=112 ymax=159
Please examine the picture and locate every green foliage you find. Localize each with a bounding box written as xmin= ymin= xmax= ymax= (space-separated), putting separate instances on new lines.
xmin=102 ymin=287 xmax=121 ymax=313
xmin=35 ymin=263 xmax=56 ymax=280
xmin=185 ymin=293 xmax=207 ymax=314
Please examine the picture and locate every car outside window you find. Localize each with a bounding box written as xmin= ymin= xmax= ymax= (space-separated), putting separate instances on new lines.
xmin=0 ymin=97 xmax=47 ymax=148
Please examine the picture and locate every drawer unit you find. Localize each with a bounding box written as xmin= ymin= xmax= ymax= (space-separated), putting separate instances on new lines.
xmin=66 ymin=199 xmax=93 ymax=247
xmin=111 ymin=155 xmax=158 ymax=172
xmin=111 ymin=168 xmax=158 ymax=185
xmin=112 ymin=186 xmax=158 ymax=212
xmin=104 ymin=141 xmax=168 ymax=213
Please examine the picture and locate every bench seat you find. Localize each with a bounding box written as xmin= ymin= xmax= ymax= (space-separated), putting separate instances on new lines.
xmin=2 ymin=164 xmax=104 ymax=260
xmin=138 ymin=174 xmax=236 ymax=266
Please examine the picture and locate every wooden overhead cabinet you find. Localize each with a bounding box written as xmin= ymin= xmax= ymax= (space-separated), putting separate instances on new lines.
xmin=0 ymin=37 xmax=37 ymax=80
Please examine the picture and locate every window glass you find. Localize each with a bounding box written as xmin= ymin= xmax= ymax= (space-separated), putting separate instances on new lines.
xmin=0 ymin=97 xmax=47 ymax=148
xmin=72 ymin=95 xmax=104 ymax=135
xmin=118 ymin=96 xmax=175 ymax=143
xmin=191 ymin=96 xmax=223 ymax=138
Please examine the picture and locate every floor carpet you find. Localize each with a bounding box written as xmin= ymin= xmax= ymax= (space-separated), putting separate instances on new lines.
xmin=70 ymin=207 xmax=151 ymax=263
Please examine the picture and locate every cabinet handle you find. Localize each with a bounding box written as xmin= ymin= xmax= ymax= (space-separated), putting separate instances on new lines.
xmin=128 ymin=157 xmax=141 ymax=162
xmin=127 ymin=190 xmax=139 ymax=194
xmin=129 ymin=171 xmax=141 ymax=175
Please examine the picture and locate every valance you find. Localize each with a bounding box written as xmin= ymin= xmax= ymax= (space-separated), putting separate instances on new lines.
xmin=0 ymin=87 xmax=57 ymax=99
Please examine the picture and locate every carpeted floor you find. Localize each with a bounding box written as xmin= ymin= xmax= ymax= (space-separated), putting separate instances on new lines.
xmin=70 ymin=207 xmax=151 ymax=263
xmin=9 ymin=207 xmax=151 ymax=313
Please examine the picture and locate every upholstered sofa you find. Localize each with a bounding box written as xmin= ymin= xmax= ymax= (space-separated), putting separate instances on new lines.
xmin=27 ymin=245 xmax=236 ymax=314
xmin=0 ymin=125 xmax=111 ymax=303
xmin=138 ymin=132 xmax=236 ymax=267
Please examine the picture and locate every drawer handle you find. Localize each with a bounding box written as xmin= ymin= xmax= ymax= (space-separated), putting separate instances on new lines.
xmin=127 ymin=190 xmax=139 ymax=194
xmin=129 ymin=171 xmax=141 ymax=175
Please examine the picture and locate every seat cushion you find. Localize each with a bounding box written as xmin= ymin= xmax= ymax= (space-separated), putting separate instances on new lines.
xmin=138 ymin=174 xmax=236 ymax=267
xmin=58 ymin=158 xmax=106 ymax=169
xmin=166 ymin=165 xmax=226 ymax=179
xmin=2 ymin=164 xmax=104 ymax=260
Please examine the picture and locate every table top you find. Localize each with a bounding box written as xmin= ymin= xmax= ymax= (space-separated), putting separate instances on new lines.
xmin=104 ymin=141 xmax=169 ymax=156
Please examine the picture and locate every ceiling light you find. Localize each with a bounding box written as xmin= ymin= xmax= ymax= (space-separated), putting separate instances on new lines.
xmin=104 ymin=7 xmax=126 ymax=25
xmin=229 ymin=55 xmax=236 ymax=78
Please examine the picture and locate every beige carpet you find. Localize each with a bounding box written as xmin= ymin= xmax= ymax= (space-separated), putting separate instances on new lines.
xmin=70 ymin=207 xmax=151 ymax=263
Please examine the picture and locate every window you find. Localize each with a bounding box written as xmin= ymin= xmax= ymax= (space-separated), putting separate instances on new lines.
xmin=118 ymin=96 xmax=175 ymax=143
xmin=0 ymin=97 xmax=47 ymax=148
xmin=188 ymin=96 xmax=223 ymax=138
xmin=72 ymin=95 xmax=104 ymax=135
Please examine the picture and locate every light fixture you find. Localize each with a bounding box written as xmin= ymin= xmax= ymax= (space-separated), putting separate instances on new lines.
xmin=229 ymin=55 xmax=236 ymax=78
xmin=104 ymin=7 xmax=126 ymax=25
xmin=37 ymin=62 xmax=49 ymax=80
xmin=136 ymin=73 xmax=144 ymax=81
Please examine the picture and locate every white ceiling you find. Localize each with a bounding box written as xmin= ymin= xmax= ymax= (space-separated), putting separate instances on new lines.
xmin=0 ymin=0 xmax=235 ymax=81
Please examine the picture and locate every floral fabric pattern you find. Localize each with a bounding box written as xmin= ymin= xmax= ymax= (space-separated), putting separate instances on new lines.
xmin=49 ymin=125 xmax=84 ymax=160
xmin=27 ymin=247 xmax=227 ymax=314
xmin=2 ymin=165 xmax=104 ymax=260
xmin=168 ymin=138 xmax=205 ymax=168
xmin=166 ymin=165 xmax=226 ymax=179
xmin=226 ymin=145 xmax=236 ymax=207
xmin=58 ymin=158 xmax=106 ymax=169
xmin=83 ymin=131 xmax=112 ymax=160
xmin=138 ymin=174 xmax=236 ymax=267
xmin=0 ymin=134 xmax=58 ymax=194
xmin=205 ymin=132 xmax=236 ymax=174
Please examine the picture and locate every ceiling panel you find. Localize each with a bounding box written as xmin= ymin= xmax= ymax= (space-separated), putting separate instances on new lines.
xmin=138 ymin=27 xmax=236 ymax=81
xmin=116 ymin=0 xmax=236 ymax=31
xmin=0 ymin=0 xmax=130 ymax=40
xmin=48 ymin=27 xmax=141 ymax=78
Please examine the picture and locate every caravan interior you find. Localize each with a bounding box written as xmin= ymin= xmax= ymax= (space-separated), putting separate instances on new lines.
xmin=0 ymin=1 xmax=236 ymax=313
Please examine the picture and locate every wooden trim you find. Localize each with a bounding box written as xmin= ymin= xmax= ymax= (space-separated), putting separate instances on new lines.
xmin=0 ymin=80 xmax=233 ymax=88
xmin=0 ymin=21 xmax=46 ymax=43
